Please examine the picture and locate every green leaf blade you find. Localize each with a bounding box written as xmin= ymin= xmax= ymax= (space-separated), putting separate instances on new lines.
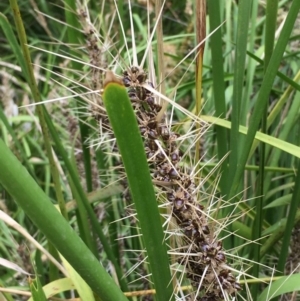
xmin=102 ymin=72 xmax=174 ymax=301
xmin=258 ymin=274 xmax=300 ymax=301
xmin=0 ymin=139 xmax=128 ymax=301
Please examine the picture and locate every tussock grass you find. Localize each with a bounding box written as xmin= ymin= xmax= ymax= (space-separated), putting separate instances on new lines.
xmin=0 ymin=1 xmax=300 ymax=300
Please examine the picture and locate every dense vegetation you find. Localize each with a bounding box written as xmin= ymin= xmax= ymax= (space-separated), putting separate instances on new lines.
xmin=0 ymin=0 xmax=300 ymax=300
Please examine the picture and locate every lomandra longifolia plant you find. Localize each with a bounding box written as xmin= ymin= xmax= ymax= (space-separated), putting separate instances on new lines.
xmin=3 ymin=0 xmax=300 ymax=300
xmin=77 ymin=3 xmax=242 ymax=301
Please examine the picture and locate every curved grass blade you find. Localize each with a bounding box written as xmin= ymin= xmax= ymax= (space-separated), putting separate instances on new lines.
xmin=42 ymin=107 xmax=128 ymax=292
xmin=246 ymin=51 xmax=300 ymax=91
xmin=258 ymin=274 xmax=300 ymax=301
xmin=102 ymin=72 xmax=174 ymax=301
xmin=0 ymin=138 xmax=129 ymax=301
xmin=201 ymin=115 xmax=300 ymax=159
xmin=29 ymin=276 xmax=47 ymax=301
xmin=28 ymin=278 xmax=75 ymax=301
xmin=60 ymin=255 xmax=95 ymax=301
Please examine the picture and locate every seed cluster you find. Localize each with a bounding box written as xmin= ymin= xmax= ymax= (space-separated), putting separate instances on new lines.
xmin=122 ymin=66 xmax=241 ymax=300
xmin=77 ymin=8 xmax=110 ymax=131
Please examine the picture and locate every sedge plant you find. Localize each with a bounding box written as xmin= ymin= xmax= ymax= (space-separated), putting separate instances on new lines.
xmin=1 ymin=1 xmax=300 ymax=301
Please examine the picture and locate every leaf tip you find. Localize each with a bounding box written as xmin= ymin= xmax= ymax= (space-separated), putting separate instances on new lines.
xmin=104 ymin=71 xmax=123 ymax=88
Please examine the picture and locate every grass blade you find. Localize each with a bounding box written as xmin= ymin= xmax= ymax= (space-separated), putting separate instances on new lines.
xmin=227 ymin=0 xmax=253 ymax=197
xmin=228 ymin=0 xmax=300 ymax=198
xmin=276 ymin=159 xmax=300 ymax=274
xmin=29 ymin=276 xmax=47 ymax=301
xmin=251 ymin=1 xmax=279 ymax=297
xmin=201 ymin=115 xmax=300 ymax=159
xmin=0 ymin=138 xmax=129 ymax=301
xmin=207 ymin=1 xmax=229 ymax=196
xmin=258 ymin=274 xmax=300 ymax=301
xmin=102 ymin=72 xmax=174 ymax=301
xmin=42 ymin=107 xmax=128 ymax=292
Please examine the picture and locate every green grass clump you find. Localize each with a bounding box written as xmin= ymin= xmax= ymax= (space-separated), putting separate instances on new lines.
xmin=1 ymin=1 xmax=300 ymax=300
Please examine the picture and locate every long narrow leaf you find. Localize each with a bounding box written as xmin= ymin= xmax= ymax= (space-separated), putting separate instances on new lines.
xmin=277 ymin=159 xmax=300 ymax=273
xmin=207 ymin=1 xmax=229 ymax=196
xmin=229 ymin=0 xmax=300 ymax=198
xmin=42 ymin=107 xmax=128 ymax=291
xmin=227 ymin=0 xmax=253 ymax=196
xmin=201 ymin=115 xmax=300 ymax=159
xmin=258 ymin=274 xmax=300 ymax=301
xmin=102 ymin=72 xmax=174 ymax=301
xmin=0 ymin=138 xmax=128 ymax=301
